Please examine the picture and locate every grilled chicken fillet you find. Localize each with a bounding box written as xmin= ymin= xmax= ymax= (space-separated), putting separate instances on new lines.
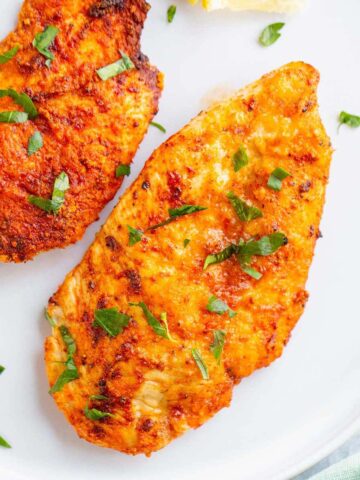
xmin=0 ymin=0 xmax=162 ymax=262
xmin=45 ymin=62 xmax=332 ymax=455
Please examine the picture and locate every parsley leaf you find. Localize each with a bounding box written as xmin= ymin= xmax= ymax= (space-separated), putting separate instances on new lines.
xmin=150 ymin=121 xmax=166 ymax=133
xmin=97 ymin=52 xmax=134 ymax=81
xmin=28 ymin=131 xmax=43 ymax=156
xmin=130 ymin=302 xmax=173 ymax=340
xmin=267 ymin=167 xmax=290 ymax=191
xmin=191 ymin=349 xmax=209 ymax=380
xmin=232 ymin=146 xmax=249 ymax=172
xmin=28 ymin=171 xmax=69 ymax=214
xmin=45 ymin=309 xmax=57 ymax=327
xmin=227 ymin=192 xmax=263 ymax=222
xmin=147 ymin=205 xmax=207 ymax=230
xmin=0 ymin=89 xmax=38 ymax=120
xmin=93 ymin=308 xmax=130 ymax=337
xmin=0 ymin=46 xmax=19 ymax=65
xmin=0 ymin=435 xmax=11 ymax=449
xmin=210 ymin=330 xmax=226 ymax=364
xmin=204 ymin=244 xmax=237 ymax=270
xmin=0 ymin=365 xmax=4 ymax=375
xmin=33 ymin=26 xmax=59 ymax=63
xmin=339 ymin=111 xmax=360 ymax=128
xmin=49 ymin=326 xmax=79 ymax=394
xmin=116 ymin=164 xmax=131 ymax=177
xmin=0 ymin=111 xmax=28 ymax=123
xmin=167 ymin=5 xmax=177 ymax=23
xmin=127 ymin=225 xmax=143 ymax=246
xmin=259 ymin=23 xmax=285 ymax=47
xmin=183 ymin=238 xmax=190 ymax=248
xmin=206 ymin=296 xmax=236 ymax=318
xmin=84 ymin=396 xmax=114 ymax=421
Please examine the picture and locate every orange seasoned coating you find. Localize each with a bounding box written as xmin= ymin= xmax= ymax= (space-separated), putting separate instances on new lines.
xmin=45 ymin=62 xmax=332 ymax=455
xmin=0 ymin=0 xmax=162 ymax=262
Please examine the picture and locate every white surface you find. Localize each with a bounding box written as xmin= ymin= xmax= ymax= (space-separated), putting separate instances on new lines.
xmin=0 ymin=1 xmax=359 ymax=479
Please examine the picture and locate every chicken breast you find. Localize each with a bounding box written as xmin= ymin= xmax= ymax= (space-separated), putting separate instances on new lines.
xmin=45 ymin=62 xmax=332 ymax=455
xmin=0 ymin=0 xmax=162 ymax=262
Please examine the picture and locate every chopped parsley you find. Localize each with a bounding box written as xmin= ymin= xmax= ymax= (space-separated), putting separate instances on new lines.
xmin=93 ymin=308 xmax=130 ymax=337
xmin=0 ymin=46 xmax=19 ymax=65
xmin=28 ymin=131 xmax=43 ymax=156
xmin=0 ymin=89 xmax=38 ymax=122
xmin=206 ymin=295 xmax=236 ymax=318
xmin=147 ymin=205 xmax=207 ymax=230
xmin=227 ymin=191 xmax=263 ymax=222
xmin=128 ymin=225 xmax=143 ymax=246
xmin=49 ymin=326 xmax=79 ymax=394
xmin=0 ymin=435 xmax=11 ymax=449
xmin=116 ymin=164 xmax=131 ymax=178
xmin=338 ymin=111 xmax=360 ymax=129
xmin=84 ymin=395 xmax=114 ymax=421
xmin=97 ymin=52 xmax=134 ymax=81
xmin=204 ymin=233 xmax=287 ymax=279
xmin=183 ymin=238 xmax=191 ymax=248
xmin=267 ymin=167 xmax=291 ymax=191
xmin=232 ymin=146 xmax=249 ymax=172
xmin=0 ymin=365 xmax=4 ymax=375
xmin=210 ymin=330 xmax=226 ymax=364
xmin=130 ymin=302 xmax=174 ymax=340
xmin=259 ymin=23 xmax=285 ymax=47
xmin=45 ymin=309 xmax=57 ymax=327
xmin=150 ymin=121 xmax=166 ymax=133
xmin=28 ymin=171 xmax=69 ymax=214
xmin=167 ymin=5 xmax=177 ymax=23
xmin=191 ymin=349 xmax=209 ymax=380
xmin=33 ymin=26 xmax=59 ymax=65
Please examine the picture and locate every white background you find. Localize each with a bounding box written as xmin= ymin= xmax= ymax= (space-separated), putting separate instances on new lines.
xmin=0 ymin=1 xmax=360 ymax=479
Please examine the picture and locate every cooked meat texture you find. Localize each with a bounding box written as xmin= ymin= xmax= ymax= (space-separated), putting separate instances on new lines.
xmin=0 ymin=0 xmax=162 ymax=262
xmin=45 ymin=62 xmax=332 ymax=456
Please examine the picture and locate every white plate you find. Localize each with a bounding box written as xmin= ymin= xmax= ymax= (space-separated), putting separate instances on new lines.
xmin=1 ymin=1 xmax=360 ymax=479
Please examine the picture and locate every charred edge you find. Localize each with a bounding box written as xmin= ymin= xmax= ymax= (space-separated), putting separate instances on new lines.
xmin=88 ymin=0 xmax=125 ymax=18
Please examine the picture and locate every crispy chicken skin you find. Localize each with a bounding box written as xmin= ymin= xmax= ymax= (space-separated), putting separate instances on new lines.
xmin=0 ymin=0 xmax=162 ymax=262
xmin=45 ymin=62 xmax=332 ymax=455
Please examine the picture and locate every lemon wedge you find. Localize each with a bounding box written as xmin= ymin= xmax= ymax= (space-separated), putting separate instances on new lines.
xmin=188 ymin=0 xmax=304 ymax=12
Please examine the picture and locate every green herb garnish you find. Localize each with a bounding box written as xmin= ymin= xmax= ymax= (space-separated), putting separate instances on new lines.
xmin=203 ymin=244 xmax=237 ymax=270
xmin=28 ymin=171 xmax=69 ymax=214
xmin=0 ymin=88 xmax=38 ymax=121
xmin=338 ymin=111 xmax=360 ymax=129
xmin=130 ymin=302 xmax=173 ymax=340
xmin=232 ymin=146 xmax=249 ymax=172
xmin=28 ymin=131 xmax=43 ymax=156
xmin=0 ymin=435 xmax=11 ymax=449
xmin=45 ymin=309 xmax=57 ymax=327
xmin=210 ymin=330 xmax=226 ymax=364
xmin=227 ymin=192 xmax=263 ymax=222
xmin=127 ymin=225 xmax=143 ymax=246
xmin=204 ymin=233 xmax=287 ymax=278
xmin=206 ymin=296 xmax=236 ymax=318
xmin=147 ymin=205 xmax=207 ymax=230
xmin=49 ymin=326 xmax=79 ymax=394
xmin=93 ymin=308 xmax=130 ymax=337
xmin=84 ymin=395 xmax=114 ymax=421
xmin=33 ymin=26 xmax=59 ymax=64
xmin=191 ymin=349 xmax=209 ymax=380
xmin=267 ymin=167 xmax=290 ymax=191
xmin=259 ymin=23 xmax=285 ymax=47
xmin=184 ymin=238 xmax=190 ymax=248
xmin=116 ymin=164 xmax=131 ymax=178
xmin=0 ymin=366 xmax=4 ymax=375
xmin=167 ymin=5 xmax=177 ymax=23
xmin=150 ymin=121 xmax=166 ymax=133
xmin=97 ymin=52 xmax=134 ymax=81
xmin=0 ymin=46 xmax=19 ymax=65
